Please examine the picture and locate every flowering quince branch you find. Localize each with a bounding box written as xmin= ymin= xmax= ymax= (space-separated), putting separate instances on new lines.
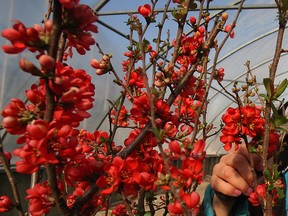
xmin=3 ymin=0 xmax=286 ymax=215
xmin=218 ymin=2 xmax=288 ymax=215
xmin=260 ymin=1 xmax=288 ymax=214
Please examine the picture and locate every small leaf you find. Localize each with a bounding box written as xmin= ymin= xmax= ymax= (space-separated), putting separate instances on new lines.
xmin=263 ymin=78 xmax=274 ymax=99
xmin=151 ymin=127 xmax=160 ymax=137
xmin=248 ymin=146 xmax=257 ymax=153
xmin=276 ymin=188 xmax=285 ymax=199
xmin=274 ymin=78 xmax=288 ymax=98
xmin=259 ymin=93 xmax=269 ymax=101
xmin=274 ymin=115 xmax=288 ymax=127
xmin=144 ymin=212 xmax=152 ymax=216
xmin=172 ymin=7 xmax=186 ymax=20
xmin=264 ymin=169 xmax=272 ymax=181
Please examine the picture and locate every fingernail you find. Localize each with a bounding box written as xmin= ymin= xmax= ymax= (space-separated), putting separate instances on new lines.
xmin=234 ymin=189 xmax=242 ymax=196
xmin=247 ymin=187 xmax=253 ymax=195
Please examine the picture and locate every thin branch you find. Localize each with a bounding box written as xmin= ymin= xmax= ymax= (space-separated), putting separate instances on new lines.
xmin=0 ymin=136 xmax=24 ymax=216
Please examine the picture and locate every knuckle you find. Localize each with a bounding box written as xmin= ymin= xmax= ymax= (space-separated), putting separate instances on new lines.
xmin=222 ymin=166 xmax=236 ymax=179
xmin=210 ymin=176 xmax=218 ymax=190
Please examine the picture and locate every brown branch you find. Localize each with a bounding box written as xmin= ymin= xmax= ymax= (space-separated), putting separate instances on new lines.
xmin=262 ymin=2 xmax=287 ymax=214
xmin=70 ymin=183 xmax=98 ymax=215
xmin=44 ymin=0 xmax=71 ymax=215
xmin=0 ymin=135 xmax=24 ymax=216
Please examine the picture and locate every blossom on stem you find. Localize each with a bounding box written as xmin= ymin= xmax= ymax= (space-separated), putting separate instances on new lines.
xmin=1 ymin=20 xmax=50 ymax=54
xmin=1 ymin=98 xmax=31 ymax=135
xmin=220 ymin=105 xmax=265 ymax=151
xmin=138 ymin=4 xmax=151 ymax=18
xmin=168 ymin=189 xmax=200 ymax=215
xmin=0 ymin=195 xmax=13 ymax=213
xmin=26 ymin=181 xmax=58 ymax=216
xmin=63 ymin=4 xmax=98 ymax=57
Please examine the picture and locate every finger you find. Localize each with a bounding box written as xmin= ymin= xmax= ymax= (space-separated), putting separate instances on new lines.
xmin=234 ymin=144 xmax=262 ymax=171
xmin=210 ymin=175 xmax=242 ymax=197
xmin=221 ymin=153 xmax=255 ymax=187
xmin=212 ymin=163 xmax=253 ymax=196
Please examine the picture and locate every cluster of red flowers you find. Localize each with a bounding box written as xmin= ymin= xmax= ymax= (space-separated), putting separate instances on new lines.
xmin=1 ymin=20 xmax=52 ymax=55
xmin=0 ymin=0 xmax=236 ymax=215
xmin=248 ymin=179 xmax=284 ymax=207
xmin=0 ymin=195 xmax=13 ymax=213
xmin=220 ymin=105 xmax=265 ymax=151
xmin=220 ymin=105 xmax=281 ymax=157
xmin=62 ymin=3 xmax=98 ymax=57
xmin=1 ymin=0 xmax=97 ymax=59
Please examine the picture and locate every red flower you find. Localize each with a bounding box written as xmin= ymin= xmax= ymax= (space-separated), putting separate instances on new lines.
xmin=182 ymin=158 xmax=203 ymax=182
xmin=50 ymin=62 xmax=95 ymax=126
xmin=63 ymin=4 xmax=98 ymax=57
xmin=220 ymin=106 xmax=264 ymax=151
xmin=248 ymin=184 xmax=266 ymax=206
xmin=138 ymin=4 xmax=151 ymax=17
xmin=192 ymin=139 xmax=206 ymax=157
xmin=26 ymin=181 xmax=56 ymax=215
xmin=1 ymin=20 xmax=49 ymax=54
xmin=127 ymin=70 xmax=146 ymax=88
xmin=168 ymin=190 xmax=200 ymax=215
xmin=164 ymin=122 xmax=178 ymax=137
xmin=0 ymin=195 xmax=13 ymax=213
xmin=96 ymin=157 xmax=124 ymax=195
xmin=224 ymin=23 xmax=235 ymax=38
xmin=26 ymin=120 xmax=49 ymax=140
xmin=59 ymin=0 xmax=80 ymax=8
xmin=155 ymin=99 xmax=171 ymax=120
xmin=214 ymin=67 xmax=225 ymax=82
xmin=268 ymin=130 xmax=279 ymax=154
xmin=130 ymin=94 xmax=150 ymax=125
xmin=110 ymin=105 xmax=130 ymax=127
xmin=1 ymin=98 xmax=31 ymax=135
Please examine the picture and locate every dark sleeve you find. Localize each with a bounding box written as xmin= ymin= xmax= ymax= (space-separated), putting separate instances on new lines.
xmin=201 ymin=184 xmax=250 ymax=216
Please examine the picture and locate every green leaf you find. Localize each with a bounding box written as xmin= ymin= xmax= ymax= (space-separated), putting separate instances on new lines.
xmin=248 ymin=146 xmax=257 ymax=153
xmin=277 ymin=188 xmax=285 ymax=199
xmin=259 ymin=93 xmax=269 ymax=101
xmin=274 ymin=115 xmax=288 ymax=127
xmin=263 ymin=78 xmax=274 ymax=99
xmin=151 ymin=127 xmax=160 ymax=137
xmin=274 ymin=78 xmax=288 ymax=99
xmin=172 ymin=7 xmax=186 ymax=20
xmin=264 ymin=169 xmax=272 ymax=181
xmin=144 ymin=212 xmax=152 ymax=216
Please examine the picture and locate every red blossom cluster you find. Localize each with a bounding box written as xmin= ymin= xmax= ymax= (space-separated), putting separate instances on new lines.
xmin=138 ymin=4 xmax=151 ymax=18
xmin=220 ymin=105 xmax=265 ymax=151
xmin=26 ymin=181 xmax=57 ymax=215
xmin=1 ymin=61 xmax=95 ymax=177
xmin=1 ymin=20 xmax=52 ymax=55
xmin=63 ymin=3 xmax=98 ymax=57
xmin=0 ymin=0 xmax=245 ymax=215
xmin=248 ymin=180 xmax=284 ymax=207
xmin=0 ymin=195 xmax=13 ymax=213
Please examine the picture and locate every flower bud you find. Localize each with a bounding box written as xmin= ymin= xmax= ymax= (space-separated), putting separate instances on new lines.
xmin=19 ymin=58 xmax=42 ymax=76
xmin=90 ymin=59 xmax=100 ymax=69
xmin=39 ymin=54 xmax=55 ymax=70
xmin=221 ymin=13 xmax=228 ymax=22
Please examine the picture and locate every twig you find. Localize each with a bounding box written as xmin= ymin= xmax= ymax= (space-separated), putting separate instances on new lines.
xmin=0 ymin=136 xmax=24 ymax=216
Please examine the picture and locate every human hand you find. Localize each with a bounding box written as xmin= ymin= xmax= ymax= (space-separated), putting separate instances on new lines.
xmin=210 ymin=144 xmax=262 ymax=197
